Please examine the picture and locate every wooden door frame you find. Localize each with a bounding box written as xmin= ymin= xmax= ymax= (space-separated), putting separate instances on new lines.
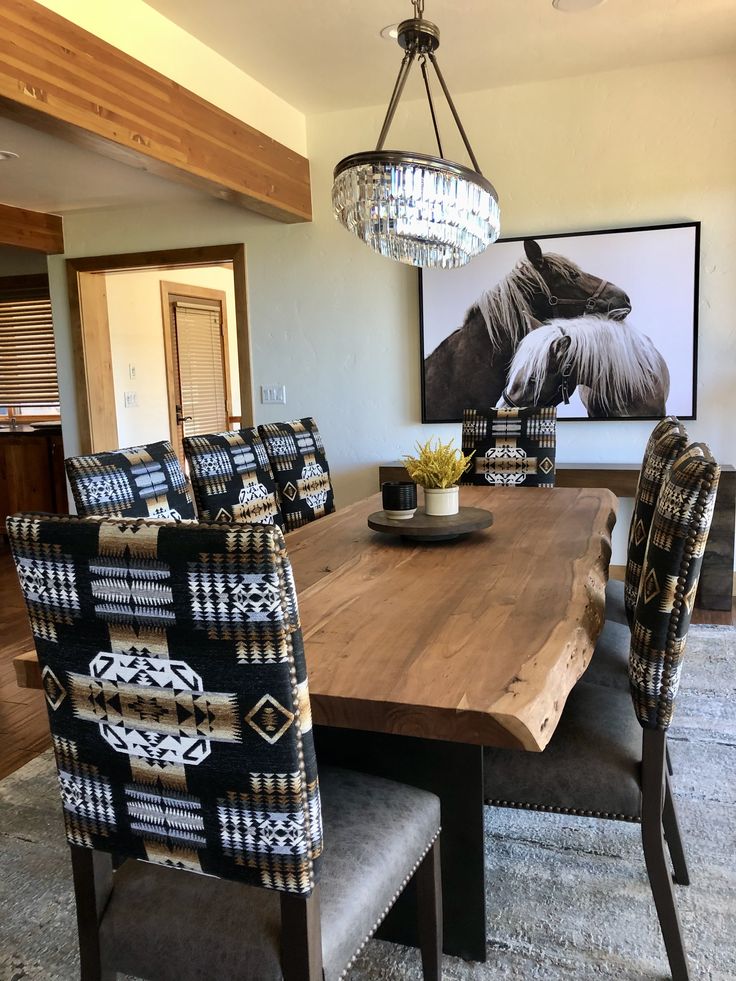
xmin=160 ymin=281 xmax=232 ymax=462
xmin=66 ymin=244 xmax=252 ymax=454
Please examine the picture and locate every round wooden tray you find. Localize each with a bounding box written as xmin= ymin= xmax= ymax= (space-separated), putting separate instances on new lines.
xmin=368 ymin=506 xmax=493 ymax=542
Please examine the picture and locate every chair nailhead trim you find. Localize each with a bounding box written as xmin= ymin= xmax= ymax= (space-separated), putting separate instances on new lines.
xmin=484 ymin=799 xmax=640 ymax=824
xmin=337 ymin=827 xmax=441 ymax=979
xmin=653 ymin=467 xmax=715 ymax=731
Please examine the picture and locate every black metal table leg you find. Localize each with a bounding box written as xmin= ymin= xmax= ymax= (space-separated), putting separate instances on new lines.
xmin=314 ymin=726 xmax=486 ymax=963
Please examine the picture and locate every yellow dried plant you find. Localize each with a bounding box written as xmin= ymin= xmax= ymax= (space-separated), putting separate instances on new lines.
xmin=402 ymin=437 xmax=473 ymax=489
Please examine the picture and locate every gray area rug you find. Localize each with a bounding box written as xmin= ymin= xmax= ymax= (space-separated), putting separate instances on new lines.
xmin=1 ymin=625 xmax=734 ymax=981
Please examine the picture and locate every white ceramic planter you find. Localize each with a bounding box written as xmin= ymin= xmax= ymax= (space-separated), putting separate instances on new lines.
xmin=424 ymin=485 xmax=459 ymax=516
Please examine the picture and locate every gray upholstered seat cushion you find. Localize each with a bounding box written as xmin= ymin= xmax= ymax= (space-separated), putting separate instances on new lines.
xmin=604 ymin=577 xmax=628 ymax=626
xmin=484 ymin=682 xmax=642 ymax=821
xmin=583 ymin=618 xmax=631 ymax=690
xmin=98 ymin=766 xmax=440 ymax=981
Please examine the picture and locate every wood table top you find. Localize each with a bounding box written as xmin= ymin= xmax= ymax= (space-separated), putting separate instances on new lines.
xmin=287 ymin=485 xmax=616 ymax=752
xmin=13 ymin=485 xmax=616 ymax=753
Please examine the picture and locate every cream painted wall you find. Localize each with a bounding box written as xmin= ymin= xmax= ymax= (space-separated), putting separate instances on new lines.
xmin=103 ymin=265 xmax=240 ymax=448
xmin=48 ymin=54 xmax=736 ymax=564
xmin=0 ymin=247 xmax=48 ymax=276
xmin=34 ymin=0 xmax=307 ymax=155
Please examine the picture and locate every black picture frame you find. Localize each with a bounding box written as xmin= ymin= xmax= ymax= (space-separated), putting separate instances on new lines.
xmin=419 ymin=221 xmax=700 ymax=423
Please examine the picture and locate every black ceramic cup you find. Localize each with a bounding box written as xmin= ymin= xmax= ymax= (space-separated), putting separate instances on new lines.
xmin=382 ymin=481 xmax=417 ymax=520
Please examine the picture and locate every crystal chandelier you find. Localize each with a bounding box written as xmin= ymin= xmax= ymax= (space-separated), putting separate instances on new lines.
xmin=332 ymin=0 xmax=500 ymax=269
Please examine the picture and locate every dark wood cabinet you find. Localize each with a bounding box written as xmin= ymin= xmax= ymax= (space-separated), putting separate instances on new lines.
xmin=0 ymin=428 xmax=68 ymax=529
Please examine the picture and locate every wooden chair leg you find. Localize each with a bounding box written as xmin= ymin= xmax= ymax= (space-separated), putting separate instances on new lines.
xmin=641 ymin=730 xmax=690 ymax=981
xmin=280 ymin=887 xmax=324 ymax=981
xmin=663 ymin=772 xmax=690 ymax=886
xmin=415 ymin=839 xmax=443 ymax=981
xmin=69 ymin=846 xmax=114 ymax=981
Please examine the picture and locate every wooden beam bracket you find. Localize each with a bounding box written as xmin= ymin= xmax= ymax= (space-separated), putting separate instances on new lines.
xmin=0 ymin=0 xmax=311 ymax=223
xmin=0 ymin=201 xmax=63 ymax=253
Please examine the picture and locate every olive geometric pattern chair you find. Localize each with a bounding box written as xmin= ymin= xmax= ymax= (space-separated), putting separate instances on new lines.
xmin=461 ymin=406 xmax=557 ymax=488
xmin=483 ymin=444 xmax=720 ymax=981
xmin=183 ymin=427 xmax=284 ymax=527
xmin=7 ymin=514 xmax=442 ymax=981
xmin=65 ymin=440 xmax=195 ymax=521
xmin=258 ymin=418 xmax=335 ymax=532
xmin=605 ymin=416 xmax=689 ymax=629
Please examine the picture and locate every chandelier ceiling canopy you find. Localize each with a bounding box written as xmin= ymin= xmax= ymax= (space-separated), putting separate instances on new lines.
xmin=332 ymin=0 xmax=501 ymax=269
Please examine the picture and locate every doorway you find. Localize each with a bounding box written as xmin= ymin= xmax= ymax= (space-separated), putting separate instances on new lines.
xmin=66 ymin=244 xmax=252 ymax=455
xmin=161 ymin=282 xmax=232 ymax=462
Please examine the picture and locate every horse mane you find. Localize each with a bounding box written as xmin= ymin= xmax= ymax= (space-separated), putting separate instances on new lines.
xmin=475 ymin=253 xmax=583 ymax=350
xmin=508 ymin=315 xmax=664 ymax=413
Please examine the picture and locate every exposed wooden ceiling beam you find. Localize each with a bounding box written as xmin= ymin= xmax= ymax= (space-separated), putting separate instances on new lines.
xmin=0 ymin=0 xmax=312 ymax=223
xmin=0 ymin=201 xmax=63 ymax=253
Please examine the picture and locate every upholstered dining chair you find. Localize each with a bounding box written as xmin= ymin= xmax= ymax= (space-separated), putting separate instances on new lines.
xmin=461 ymin=406 xmax=557 ymax=487
xmin=483 ymin=444 xmax=720 ymax=981
xmin=258 ymin=418 xmax=335 ymax=531
xmin=183 ymin=427 xmax=283 ymax=526
xmin=605 ymin=416 xmax=689 ymax=629
xmin=66 ymin=440 xmax=195 ymax=520
xmin=7 ymin=515 xmax=442 ymax=981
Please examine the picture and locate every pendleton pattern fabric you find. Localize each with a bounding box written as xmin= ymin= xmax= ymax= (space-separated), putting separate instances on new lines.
xmin=629 ymin=444 xmax=720 ymax=730
xmin=183 ymin=429 xmax=283 ymax=528
xmin=461 ymin=407 xmax=557 ymax=488
xmin=624 ymin=417 xmax=689 ymax=626
xmin=6 ymin=514 xmax=322 ymax=895
xmin=257 ymin=418 xmax=335 ymax=532
xmin=66 ymin=442 xmax=195 ymax=521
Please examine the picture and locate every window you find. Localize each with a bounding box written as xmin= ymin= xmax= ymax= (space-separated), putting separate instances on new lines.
xmin=0 ymin=274 xmax=60 ymax=421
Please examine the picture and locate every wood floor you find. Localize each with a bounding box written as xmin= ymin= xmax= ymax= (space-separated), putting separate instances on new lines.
xmin=0 ymin=548 xmax=732 ymax=782
xmin=0 ymin=547 xmax=50 ymax=780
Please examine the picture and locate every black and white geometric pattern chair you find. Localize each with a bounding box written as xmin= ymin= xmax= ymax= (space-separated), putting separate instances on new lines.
xmin=591 ymin=419 xmax=690 ymax=693
xmin=461 ymin=406 xmax=557 ymax=488
xmin=7 ymin=515 xmax=442 ymax=981
xmin=483 ymin=444 xmax=720 ymax=981
xmin=604 ymin=417 xmax=689 ymax=630
xmin=258 ymin=418 xmax=335 ymax=532
xmin=183 ymin=427 xmax=283 ymax=526
xmin=65 ymin=440 xmax=195 ymax=520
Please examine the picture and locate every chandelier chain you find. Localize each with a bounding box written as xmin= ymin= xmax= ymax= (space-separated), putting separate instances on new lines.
xmin=412 ymin=0 xmax=425 ymax=19
xmin=419 ymin=55 xmax=443 ymax=158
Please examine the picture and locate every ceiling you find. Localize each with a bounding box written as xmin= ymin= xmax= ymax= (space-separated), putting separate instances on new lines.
xmin=1 ymin=1 xmax=733 ymax=217
xmin=145 ymin=0 xmax=736 ymax=114
xmin=0 ymin=116 xmax=205 ymax=214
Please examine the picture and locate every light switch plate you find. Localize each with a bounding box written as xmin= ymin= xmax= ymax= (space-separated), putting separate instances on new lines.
xmin=261 ymin=384 xmax=287 ymax=404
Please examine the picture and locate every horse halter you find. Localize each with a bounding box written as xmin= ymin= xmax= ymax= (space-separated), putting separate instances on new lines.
xmin=545 ymin=276 xmax=609 ymax=313
xmin=500 ymin=327 xmax=574 ymax=409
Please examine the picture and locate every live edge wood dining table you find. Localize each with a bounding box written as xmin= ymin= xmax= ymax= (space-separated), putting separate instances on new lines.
xmin=14 ymin=485 xmax=616 ymax=964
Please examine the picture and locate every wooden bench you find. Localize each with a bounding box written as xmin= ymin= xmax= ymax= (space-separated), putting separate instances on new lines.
xmin=378 ymin=462 xmax=736 ymax=615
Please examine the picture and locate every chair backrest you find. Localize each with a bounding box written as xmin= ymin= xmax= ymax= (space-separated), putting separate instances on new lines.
xmin=628 ymin=443 xmax=720 ymax=730
xmin=66 ymin=441 xmax=195 ymax=520
xmin=624 ymin=417 xmax=689 ymax=625
xmin=183 ymin=428 xmax=283 ymax=527
xmin=461 ymin=406 xmax=557 ymax=487
xmin=7 ymin=514 xmax=323 ymax=895
xmin=257 ymin=418 xmax=335 ymax=532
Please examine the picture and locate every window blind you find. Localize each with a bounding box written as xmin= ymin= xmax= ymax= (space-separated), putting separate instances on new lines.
xmin=0 ymin=275 xmax=59 ymax=406
xmin=173 ymin=301 xmax=228 ymax=436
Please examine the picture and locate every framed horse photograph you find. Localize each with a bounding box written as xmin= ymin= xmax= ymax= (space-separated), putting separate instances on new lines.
xmin=419 ymin=221 xmax=700 ymax=423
